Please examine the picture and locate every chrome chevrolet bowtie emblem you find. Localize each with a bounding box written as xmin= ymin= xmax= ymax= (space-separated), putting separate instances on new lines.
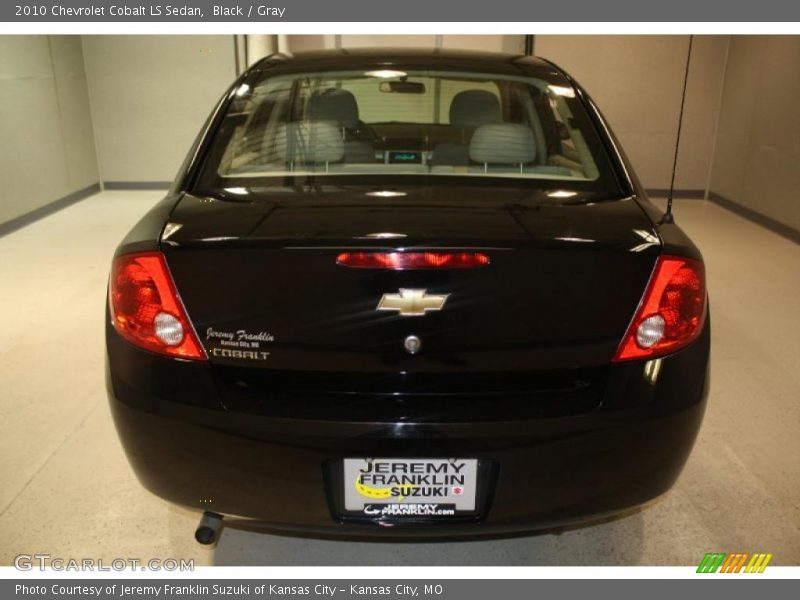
xmin=376 ymin=289 xmax=449 ymax=317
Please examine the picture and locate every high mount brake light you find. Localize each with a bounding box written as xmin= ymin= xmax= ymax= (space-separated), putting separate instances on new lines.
xmin=614 ymin=255 xmax=706 ymax=362
xmin=109 ymin=252 xmax=207 ymax=361
xmin=336 ymin=252 xmax=490 ymax=270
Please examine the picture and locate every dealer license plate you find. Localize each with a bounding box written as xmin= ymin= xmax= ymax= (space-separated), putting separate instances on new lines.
xmin=343 ymin=458 xmax=478 ymax=517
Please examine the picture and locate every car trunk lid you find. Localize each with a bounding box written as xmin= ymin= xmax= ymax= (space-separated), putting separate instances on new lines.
xmin=163 ymin=183 xmax=660 ymax=374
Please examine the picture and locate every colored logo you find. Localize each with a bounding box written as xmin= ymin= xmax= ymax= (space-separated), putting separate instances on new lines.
xmin=354 ymin=476 xmax=416 ymax=502
xmin=697 ymin=552 xmax=772 ymax=573
xmin=376 ymin=289 xmax=449 ymax=317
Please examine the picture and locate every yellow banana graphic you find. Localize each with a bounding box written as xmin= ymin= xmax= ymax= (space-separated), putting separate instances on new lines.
xmin=355 ymin=476 xmax=417 ymax=502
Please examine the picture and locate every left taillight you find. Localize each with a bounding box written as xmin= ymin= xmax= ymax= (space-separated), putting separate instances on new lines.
xmin=109 ymin=252 xmax=207 ymax=361
xmin=613 ymin=255 xmax=707 ymax=362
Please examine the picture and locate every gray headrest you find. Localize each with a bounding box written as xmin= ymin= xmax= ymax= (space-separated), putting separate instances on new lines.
xmin=469 ymin=123 xmax=537 ymax=165
xmin=308 ymin=89 xmax=360 ymax=129
xmin=449 ymin=90 xmax=502 ymax=129
xmin=275 ymin=121 xmax=344 ymax=164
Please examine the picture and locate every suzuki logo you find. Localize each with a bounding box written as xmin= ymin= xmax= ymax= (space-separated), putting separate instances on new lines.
xmin=376 ymin=289 xmax=449 ymax=317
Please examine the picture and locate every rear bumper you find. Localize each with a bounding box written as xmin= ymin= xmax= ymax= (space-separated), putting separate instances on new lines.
xmin=106 ymin=322 xmax=710 ymax=539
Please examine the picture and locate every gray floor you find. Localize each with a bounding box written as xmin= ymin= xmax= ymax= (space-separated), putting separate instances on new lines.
xmin=1 ymin=191 xmax=798 ymax=566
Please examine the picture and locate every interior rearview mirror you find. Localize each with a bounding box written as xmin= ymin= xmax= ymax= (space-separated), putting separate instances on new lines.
xmin=379 ymin=81 xmax=426 ymax=94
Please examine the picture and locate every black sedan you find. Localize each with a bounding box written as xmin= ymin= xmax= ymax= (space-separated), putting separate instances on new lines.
xmin=106 ymin=49 xmax=709 ymax=542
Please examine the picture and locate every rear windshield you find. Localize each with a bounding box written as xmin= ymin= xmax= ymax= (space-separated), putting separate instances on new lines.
xmin=194 ymin=67 xmax=621 ymax=194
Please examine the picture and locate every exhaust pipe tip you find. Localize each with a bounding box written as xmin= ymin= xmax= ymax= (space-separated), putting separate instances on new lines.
xmin=195 ymin=511 xmax=223 ymax=545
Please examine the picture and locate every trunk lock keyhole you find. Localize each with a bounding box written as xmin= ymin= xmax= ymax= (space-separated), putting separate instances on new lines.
xmin=404 ymin=335 xmax=422 ymax=355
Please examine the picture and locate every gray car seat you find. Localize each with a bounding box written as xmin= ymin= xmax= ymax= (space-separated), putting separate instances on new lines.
xmin=275 ymin=120 xmax=344 ymax=170
xmin=432 ymin=90 xmax=503 ymax=166
xmin=468 ymin=123 xmax=572 ymax=176
xmin=307 ymin=89 xmax=374 ymax=163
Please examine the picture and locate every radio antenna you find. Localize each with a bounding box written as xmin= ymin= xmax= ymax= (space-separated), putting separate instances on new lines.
xmin=663 ymin=34 xmax=694 ymax=225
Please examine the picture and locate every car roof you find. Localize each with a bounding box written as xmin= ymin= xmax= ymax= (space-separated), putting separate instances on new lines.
xmin=250 ymin=48 xmax=563 ymax=79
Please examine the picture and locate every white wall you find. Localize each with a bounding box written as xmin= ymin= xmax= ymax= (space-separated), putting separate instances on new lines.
xmin=282 ymin=35 xmax=337 ymax=52
xmin=0 ymin=36 xmax=98 ymax=225
xmin=340 ymin=35 xmax=438 ymax=48
xmin=442 ymin=35 xmax=524 ymax=53
xmin=82 ymin=35 xmax=236 ymax=184
xmin=283 ymin=34 xmax=524 ymax=53
xmin=535 ymin=35 xmax=729 ymax=193
xmin=709 ymin=36 xmax=800 ymax=232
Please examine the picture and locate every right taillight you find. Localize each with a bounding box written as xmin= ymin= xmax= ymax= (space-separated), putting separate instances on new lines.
xmin=613 ymin=255 xmax=706 ymax=362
